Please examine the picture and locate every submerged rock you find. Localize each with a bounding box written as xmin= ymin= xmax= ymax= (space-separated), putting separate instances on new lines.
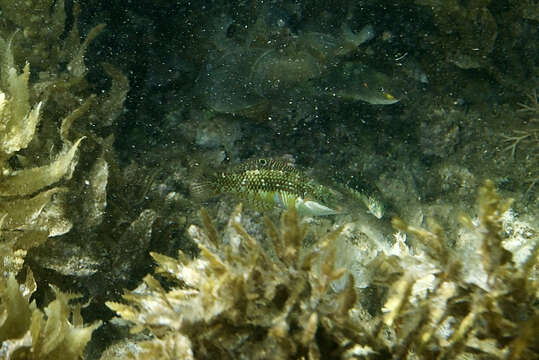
xmin=419 ymin=108 xmax=462 ymax=158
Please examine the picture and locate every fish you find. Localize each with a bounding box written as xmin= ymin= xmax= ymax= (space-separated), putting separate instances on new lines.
xmin=360 ymin=194 xmax=384 ymax=219
xmin=319 ymin=62 xmax=400 ymax=105
xmin=191 ymin=158 xmax=341 ymax=216
xmin=346 ymin=187 xmax=385 ymax=219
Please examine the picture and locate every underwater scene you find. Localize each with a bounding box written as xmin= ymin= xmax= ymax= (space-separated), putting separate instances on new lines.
xmin=0 ymin=0 xmax=537 ymax=359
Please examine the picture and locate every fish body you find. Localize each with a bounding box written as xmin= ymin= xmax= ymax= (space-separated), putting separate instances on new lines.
xmin=347 ymin=187 xmax=385 ymax=219
xmin=319 ymin=62 xmax=400 ymax=105
xmin=192 ymin=158 xmax=340 ymax=216
xmin=361 ymin=194 xmax=384 ymax=219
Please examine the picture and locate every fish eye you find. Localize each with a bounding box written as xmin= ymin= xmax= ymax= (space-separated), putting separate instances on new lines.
xmin=258 ymin=158 xmax=267 ymax=165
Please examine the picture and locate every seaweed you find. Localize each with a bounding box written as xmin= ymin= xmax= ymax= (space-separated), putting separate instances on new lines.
xmin=387 ymin=180 xmax=538 ymax=358
xmin=0 ymin=34 xmax=83 ymax=263
xmin=105 ymin=181 xmax=538 ymax=359
xmin=0 ymin=272 xmax=102 ymax=360
xmin=502 ymin=88 xmax=539 ymax=195
xmin=106 ymin=205 xmax=366 ymax=359
xmin=0 ymin=1 xmax=127 ymax=358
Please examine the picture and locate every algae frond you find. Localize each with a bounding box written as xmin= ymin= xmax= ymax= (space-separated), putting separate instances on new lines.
xmin=105 ymin=181 xmax=538 ymax=359
xmin=0 ymin=272 xmax=101 ymax=359
xmin=106 ymin=205 xmax=363 ymax=359
xmin=0 ymin=1 xmax=127 ymax=358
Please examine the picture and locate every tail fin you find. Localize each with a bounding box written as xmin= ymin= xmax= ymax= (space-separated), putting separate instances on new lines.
xmin=190 ymin=180 xmax=216 ymax=200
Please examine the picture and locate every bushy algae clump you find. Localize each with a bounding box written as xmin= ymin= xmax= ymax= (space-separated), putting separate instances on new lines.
xmin=105 ymin=205 xmax=361 ymax=359
xmin=0 ymin=40 xmax=100 ymax=356
xmin=502 ymin=88 xmax=539 ymax=196
xmin=386 ymin=180 xmax=538 ymax=359
xmin=105 ymin=180 xmax=538 ymax=359
xmin=0 ymin=38 xmax=99 ymax=358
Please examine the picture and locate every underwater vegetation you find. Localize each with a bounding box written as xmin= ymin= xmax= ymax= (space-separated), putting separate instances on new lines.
xmin=104 ymin=181 xmax=538 ymax=359
xmin=0 ymin=29 xmax=97 ymax=356
xmin=502 ymin=89 xmax=539 ymax=157
xmin=502 ymin=88 xmax=539 ymax=195
xmin=0 ymin=0 xmax=127 ymax=358
xmin=0 ymin=272 xmax=101 ymax=360
xmin=0 ymin=0 xmax=537 ymax=359
xmin=105 ymin=206 xmax=357 ymax=359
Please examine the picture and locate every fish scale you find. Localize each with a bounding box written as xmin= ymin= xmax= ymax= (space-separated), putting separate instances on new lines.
xmin=215 ymin=167 xmax=313 ymax=210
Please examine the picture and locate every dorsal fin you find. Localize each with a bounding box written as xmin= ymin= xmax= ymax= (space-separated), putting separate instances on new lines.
xmin=233 ymin=158 xmax=299 ymax=173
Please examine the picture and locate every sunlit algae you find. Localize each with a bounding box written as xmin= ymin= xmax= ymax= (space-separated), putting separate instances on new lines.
xmin=0 ymin=0 xmax=125 ymax=358
xmin=0 ymin=29 xmax=97 ymax=360
xmin=106 ymin=205 xmax=360 ymax=359
xmin=105 ymin=180 xmax=537 ymax=359
xmin=0 ymin=271 xmax=101 ymax=359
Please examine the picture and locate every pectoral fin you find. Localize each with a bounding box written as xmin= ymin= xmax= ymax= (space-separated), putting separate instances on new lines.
xmin=295 ymin=198 xmax=340 ymax=216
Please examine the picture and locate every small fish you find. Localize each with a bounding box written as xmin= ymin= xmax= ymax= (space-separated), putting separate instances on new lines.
xmin=361 ymin=194 xmax=384 ymax=219
xmin=348 ymin=188 xmax=385 ymax=219
xmin=320 ymin=62 xmax=400 ymax=105
xmin=191 ymin=158 xmax=340 ymax=216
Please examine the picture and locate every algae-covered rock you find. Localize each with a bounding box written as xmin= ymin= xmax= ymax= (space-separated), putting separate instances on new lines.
xmin=419 ymin=108 xmax=462 ymax=158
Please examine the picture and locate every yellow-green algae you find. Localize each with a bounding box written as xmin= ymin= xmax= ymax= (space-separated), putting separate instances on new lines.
xmin=106 ymin=205 xmax=357 ymax=359
xmin=0 ymin=1 xmax=127 ymax=358
xmin=104 ymin=181 xmax=538 ymax=359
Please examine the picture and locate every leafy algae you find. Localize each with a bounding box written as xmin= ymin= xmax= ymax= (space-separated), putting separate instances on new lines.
xmin=0 ymin=1 xmax=128 ymax=358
